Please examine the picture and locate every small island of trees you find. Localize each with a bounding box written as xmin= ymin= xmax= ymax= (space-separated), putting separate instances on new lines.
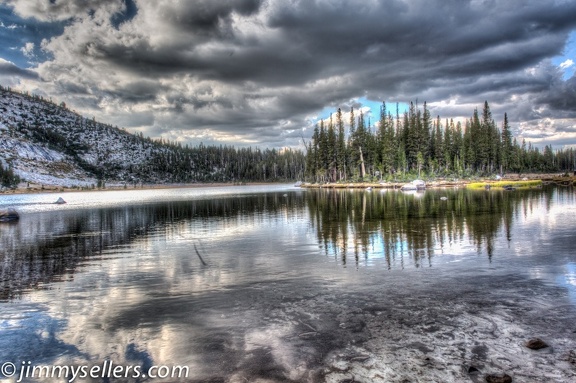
xmin=304 ymin=101 xmax=575 ymax=183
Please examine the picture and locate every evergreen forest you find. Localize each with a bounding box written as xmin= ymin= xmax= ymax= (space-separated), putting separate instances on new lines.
xmin=305 ymin=101 xmax=576 ymax=182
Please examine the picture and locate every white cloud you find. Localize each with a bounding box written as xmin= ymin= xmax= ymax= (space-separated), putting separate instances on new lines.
xmin=20 ymin=41 xmax=34 ymax=58
xmin=0 ymin=21 xmax=18 ymax=29
xmin=559 ymin=58 xmax=574 ymax=69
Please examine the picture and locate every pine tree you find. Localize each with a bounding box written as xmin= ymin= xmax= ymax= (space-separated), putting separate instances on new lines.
xmin=314 ymin=120 xmax=329 ymax=182
xmin=420 ymin=102 xmax=432 ymax=164
xmin=404 ymin=103 xmax=418 ymax=170
xmin=327 ymin=114 xmax=337 ymax=181
xmin=0 ymin=163 xmax=20 ymax=188
xmin=443 ymin=119 xmax=453 ymax=172
xmin=305 ymin=141 xmax=316 ymax=180
xmin=433 ymin=116 xmax=443 ymax=172
xmin=336 ymin=108 xmax=347 ymax=181
xmin=379 ymin=102 xmax=396 ymax=175
xmin=500 ymin=113 xmax=513 ymax=173
xmin=356 ymin=110 xmax=367 ymax=179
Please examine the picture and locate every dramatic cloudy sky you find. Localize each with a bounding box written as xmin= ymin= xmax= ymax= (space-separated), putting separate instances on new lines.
xmin=1 ymin=0 xmax=576 ymax=149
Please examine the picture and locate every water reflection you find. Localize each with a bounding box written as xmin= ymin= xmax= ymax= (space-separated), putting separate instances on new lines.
xmin=1 ymin=187 xmax=570 ymax=300
xmin=1 ymin=186 xmax=576 ymax=382
xmin=307 ymin=187 xmax=555 ymax=268
xmin=0 ymin=192 xmax=307 ymax=300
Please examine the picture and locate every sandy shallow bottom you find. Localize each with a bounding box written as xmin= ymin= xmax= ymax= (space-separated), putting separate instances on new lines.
xmin=169 ymin=268 xmax=576 ymax=383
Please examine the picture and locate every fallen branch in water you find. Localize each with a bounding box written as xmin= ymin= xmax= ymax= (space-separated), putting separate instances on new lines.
xmin=298 ymin=320 xmax=317 ymax=332
xmin=194 ymin=244 xmax=208 ymax=266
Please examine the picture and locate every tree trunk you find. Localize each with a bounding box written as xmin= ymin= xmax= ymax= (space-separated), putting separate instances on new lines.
xmin=359 ymin=147 xmax=366 ymax=179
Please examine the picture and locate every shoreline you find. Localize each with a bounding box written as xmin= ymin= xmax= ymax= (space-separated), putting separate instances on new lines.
xmin=0 ymin=181 xmax=289 ymax=195
xmin=299 ymin=173 xmax=575 ymax=190
xmin=1 ymin=173 xmax=574 ymax=195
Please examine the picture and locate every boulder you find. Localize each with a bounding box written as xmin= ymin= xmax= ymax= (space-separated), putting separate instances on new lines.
xmin=55 ymin=197 xmax=67 ymax=204
xmin=525 ymin=338 xmax=549 ymax=350
xmin=467 ymin=366 xmax=480 ymax=374
xmin=485 ymin=373 xmax=512 ymax=383
xmin=0 ymin=208 xmax=19 ymax=222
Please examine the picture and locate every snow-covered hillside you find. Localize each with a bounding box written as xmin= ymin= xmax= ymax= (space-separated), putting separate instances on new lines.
xmin=0 ymin=86 xmax=305 ymax=187
xmin=0 ymin=87 xmax=170 ymax=186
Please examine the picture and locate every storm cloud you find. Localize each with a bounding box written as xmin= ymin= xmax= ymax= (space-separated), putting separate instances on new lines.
xmin=0 ymin=58 xmax=39 ymax=83
xmin=1 ymin=0 xmax=576 ymax=148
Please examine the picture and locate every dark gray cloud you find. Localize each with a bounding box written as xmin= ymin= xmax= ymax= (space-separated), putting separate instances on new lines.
xmin=2 ymin=0 xmax=576 ymax=148
xmin=537 ymin=75 xmax=576 ymax=115
xmin=0 ymin=58 xmax=38 ymax=79
xmin=160 ymin=0 xmax=262 ymax=35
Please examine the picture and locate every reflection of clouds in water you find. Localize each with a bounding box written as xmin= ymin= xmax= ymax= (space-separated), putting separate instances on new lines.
xmin=0 ymin=304 xmax=85 ymax=364
xmin=244 ymin=323 xmax=304 ymax=381
xmin=566 ymin=264 xmax=576 ymax=287
xmin=1 ymin=186 xmax=576 ymax=381
xmin=556 ymin=263 xmax=576 ymax=304
xmin=519 ymin=190 xmax=576 ymax=231
xmin=0 ymin=190 xmax=307 ymax=299
xmin=17 ymin=210 xmax=324 ymax=378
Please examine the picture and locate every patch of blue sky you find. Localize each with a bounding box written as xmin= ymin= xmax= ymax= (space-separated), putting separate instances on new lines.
xmin=0 ymin=4 xmax=67 ymax=68
xmin=552 ymin=30 xmax=576 ymax=80
xmin=111 ymin=0 xmax=138 ymax=30
xmin=356 ymin=97 xmax=410 ymax=122
xmin=316 ymin=97 xmax=409 ymax=126
xmin=0 ymin=0 xmax=137 ymax=68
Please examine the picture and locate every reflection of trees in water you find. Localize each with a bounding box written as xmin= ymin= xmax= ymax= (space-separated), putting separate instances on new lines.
xmin=0 ymin=193 xmax=305 ymax=300
xmin=306 ymin=188 xmax=555 ymax=268
xmin=1 ymin=187 xmax=566 ymax=298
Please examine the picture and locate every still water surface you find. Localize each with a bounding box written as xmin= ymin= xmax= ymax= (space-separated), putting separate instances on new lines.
xmin=1 ymin=184 xmax=575 ymax=382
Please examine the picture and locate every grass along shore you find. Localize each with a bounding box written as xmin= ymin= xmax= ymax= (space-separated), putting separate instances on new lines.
xmin=299 ymin=173 xmax=576 ymax=190
xmin=466 ymin=179 xmax=543 ymax=190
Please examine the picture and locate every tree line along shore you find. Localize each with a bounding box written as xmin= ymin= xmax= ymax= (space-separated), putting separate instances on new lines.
xmin=303 ymin=101 xmax=575 ymax=184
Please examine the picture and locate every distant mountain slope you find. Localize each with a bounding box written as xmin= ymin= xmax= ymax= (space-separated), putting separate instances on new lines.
xmin=0 ymin=86 xmax=304 ymax=186
xmin=0 ymin=87 xmax=172 ymax=186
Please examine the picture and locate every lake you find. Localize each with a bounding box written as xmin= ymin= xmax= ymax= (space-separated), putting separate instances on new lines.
xmin=1 ymin=184 xmax=575 ymax=382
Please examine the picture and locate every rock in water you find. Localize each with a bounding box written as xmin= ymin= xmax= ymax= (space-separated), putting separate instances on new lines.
xmin=55 ymin=197 xmax=67 ymax=204
xmin=0 ymin=208 xmax=19 ymax=222
xmin=485 ymin=373 xmax=512 ymax=383
xmin=467 ymin=366 xmax=480 ymax=374
xmin=525 ymin=338 xmax=549 ymax=350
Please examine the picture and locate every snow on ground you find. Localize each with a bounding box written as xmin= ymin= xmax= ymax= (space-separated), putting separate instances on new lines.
xmin=0 ymin=135 xmax=64 ymax=162
xmin=1 ymin=88 xmax=163 ymax=186
xmin=15 ymin=170 xmax=95 ymax=187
